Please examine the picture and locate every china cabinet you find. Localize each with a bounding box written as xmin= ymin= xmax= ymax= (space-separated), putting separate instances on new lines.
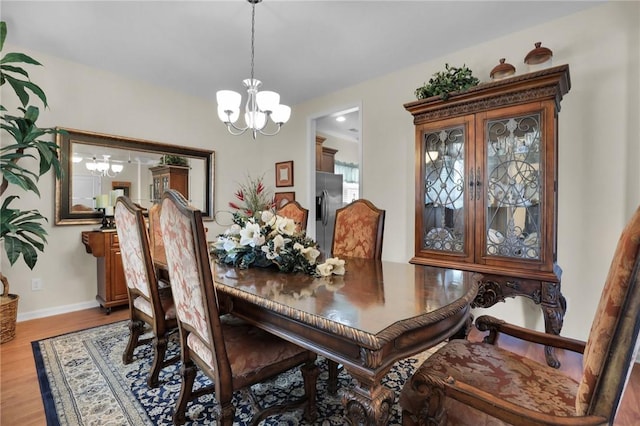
xmin=81 ymin=230 xmax=128 ymax=313
xmin=405 ymin=65 xmax=570 ymax=367
xmin=150 ymin=165 xmax=189 ymax=202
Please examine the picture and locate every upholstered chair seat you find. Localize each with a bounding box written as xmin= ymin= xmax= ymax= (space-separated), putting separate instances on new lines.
xmin=400 ymin=204 xmax=640 ymax=426
xmin=400 ymin=338 xmax=580 ymax=425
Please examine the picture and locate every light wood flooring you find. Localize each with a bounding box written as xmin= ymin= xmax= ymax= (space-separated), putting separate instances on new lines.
xmin=1 ymin=306 xmax=639 ymax=425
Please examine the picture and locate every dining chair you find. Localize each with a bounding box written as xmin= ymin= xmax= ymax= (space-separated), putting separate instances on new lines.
xmin=331 ymin=198 xmax=385 ymax=259
xmin=276 ymin=200 xmax=309 ymax=233
xmin=159 ymin=189 xmax=319 ymax=426
xmin=328 ymin=198 xmax=386 ymax=393
xmin=400 ymin=205 xmax=640 ymax=426
xmin=114 ymin=196 xmax=179 ymax=388
xmin=147 ymin=202 xmax=172 ymax=286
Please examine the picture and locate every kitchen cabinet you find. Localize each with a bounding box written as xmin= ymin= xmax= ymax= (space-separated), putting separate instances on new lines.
xmin=404 ymin=65 xmax=571 ymax=367
xmin=316 ymin=135 xmax=338 ymax=172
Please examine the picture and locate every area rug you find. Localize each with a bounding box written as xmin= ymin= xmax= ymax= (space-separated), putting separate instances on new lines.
xmin=32 ymin=320 xmax=435 ymax=425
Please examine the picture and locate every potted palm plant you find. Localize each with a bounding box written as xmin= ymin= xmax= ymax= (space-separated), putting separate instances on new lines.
xmin=0 ymin=21 xmax=63 ymax=342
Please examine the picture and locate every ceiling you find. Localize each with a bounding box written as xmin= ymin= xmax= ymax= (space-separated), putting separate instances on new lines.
xmin=2 ymin=1 xmax=599 ymax=140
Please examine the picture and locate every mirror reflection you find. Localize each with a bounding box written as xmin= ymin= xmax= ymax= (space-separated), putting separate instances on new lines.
xmin=55 ymin=128 xmax=215 ymax=225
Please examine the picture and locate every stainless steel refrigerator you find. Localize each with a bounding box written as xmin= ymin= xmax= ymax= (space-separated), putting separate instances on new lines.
xmin=315 ymin=172 xmax=343 ymax=257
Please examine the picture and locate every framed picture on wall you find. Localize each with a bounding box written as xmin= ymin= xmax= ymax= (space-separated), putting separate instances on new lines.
xmin=275 ymin=161 xmax=294 ymax=187
xmin=274 ymin=191 xmax=295 ymax=208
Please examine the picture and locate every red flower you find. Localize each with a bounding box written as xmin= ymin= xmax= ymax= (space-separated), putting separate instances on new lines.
xmin=245 ymin=209 xmax=253 ymax=216
xmin=235 ymin=190 xmax=244 ymax=201
xmin=256 ymin=182 xmax=264 ymax=194
xmin=229 ymin=202 xmax=241 ymax=210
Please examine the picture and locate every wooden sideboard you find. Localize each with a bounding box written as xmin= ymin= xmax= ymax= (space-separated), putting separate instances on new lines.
xmin=81 ymin=230 xmax=128 ymax=313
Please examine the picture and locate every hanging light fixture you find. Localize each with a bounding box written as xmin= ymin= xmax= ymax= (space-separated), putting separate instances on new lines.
xmin=85 ymin=155 xmax=123 ymax=177
xmin=216 ymin=0 xmax=291 ymax=139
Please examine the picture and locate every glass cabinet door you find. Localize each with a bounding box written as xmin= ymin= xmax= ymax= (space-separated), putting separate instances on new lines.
xmin=421 ymin=125 xmax=466 ymax=254
xmin=484 ymin=113 xmax=542 ymax=260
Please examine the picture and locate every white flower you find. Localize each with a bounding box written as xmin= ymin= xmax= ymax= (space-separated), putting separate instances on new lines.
xmin=294 ymin=242 xmax=321 ymax=264
xmin=239 ymin=222 xmax=264 ymax=247
xmin=276 ymin=216 xmax=297 ymax=236
xmin=223 ymin=238 xmax=239 ymax=252
xmin=316 ymin=262 xmax=333 ymax=277
xmin=316 ymin=257 xmax=346 ymax=276
xmin=225 ymin=224 xmax=241 ymax=236
xmin=261 ymin=234 xmax=289 ymax=260
xmin=261 ymin=210 xmax=275 ymax=224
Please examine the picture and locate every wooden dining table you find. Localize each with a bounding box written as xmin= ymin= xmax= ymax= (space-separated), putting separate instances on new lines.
xmin=212 ymin=257 xmax=479 ymax=425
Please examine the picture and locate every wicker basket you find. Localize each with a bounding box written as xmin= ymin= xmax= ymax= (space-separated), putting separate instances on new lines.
xmin=1 ymin=274 xmax=19 ymax=344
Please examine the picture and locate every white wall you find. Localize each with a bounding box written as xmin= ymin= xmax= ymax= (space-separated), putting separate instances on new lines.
xmin=3 ymin=2 xmax=639 ymax=344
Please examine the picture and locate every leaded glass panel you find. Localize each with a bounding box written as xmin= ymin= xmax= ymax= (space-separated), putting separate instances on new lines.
xmin=485 ymin=114 xmax=542 ymax=260
xmin=422 ymin=126 xmax=465 ymax=253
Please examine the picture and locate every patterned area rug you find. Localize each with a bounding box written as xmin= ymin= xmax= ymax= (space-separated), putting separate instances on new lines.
xmin=32 ymin=320 xmax=436 ymax=425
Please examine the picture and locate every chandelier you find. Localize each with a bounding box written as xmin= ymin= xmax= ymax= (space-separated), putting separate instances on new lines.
xmin=216 ymin=0 xmax=291 ymax=139
xmin=85 ymin=155 xmax=123 ymax=177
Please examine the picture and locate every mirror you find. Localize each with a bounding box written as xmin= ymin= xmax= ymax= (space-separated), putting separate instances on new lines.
xmin=55 ymin=128 xmax=215 ymax=225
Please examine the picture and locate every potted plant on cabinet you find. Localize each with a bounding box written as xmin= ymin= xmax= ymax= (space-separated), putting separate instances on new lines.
xmin=0 ymin=21 xmax=63 ymax=343
xmin=415 ymin=63 xmax=480 ymax=101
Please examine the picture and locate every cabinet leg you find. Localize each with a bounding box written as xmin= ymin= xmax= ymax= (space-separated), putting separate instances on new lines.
xmin=542 ymin=292 xmax=567 ymax=368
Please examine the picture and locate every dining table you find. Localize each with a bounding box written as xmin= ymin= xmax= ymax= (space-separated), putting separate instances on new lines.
xmin=212 ymin=256 xmax=479 ymax=425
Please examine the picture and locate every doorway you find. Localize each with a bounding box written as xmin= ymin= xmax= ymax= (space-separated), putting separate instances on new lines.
xmin=308 ymin=103 xmax=362 ymax=255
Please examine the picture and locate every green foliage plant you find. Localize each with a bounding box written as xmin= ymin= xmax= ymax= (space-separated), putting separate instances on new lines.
xmin=1 ymin=21 xmax=64 ymax=269
xmin=415 ymin=63 xmax=480 ymax=101
xmin=159 ymin=154 xmax=189 ymax=167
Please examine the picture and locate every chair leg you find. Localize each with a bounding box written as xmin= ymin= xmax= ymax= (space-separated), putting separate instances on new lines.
xmin=301 ymin=360 xmax=319 ymax=422
xmin=122 ymin=319 xmax=144 ymax=364
xmin=328 ymin=360 xmax=339 ymax=395
xmin=147 ymin=334 xmax=168 ymax=388
xmin=219 ymin=401 xmax=236 ymax=426
xmin=173 ymin=361 xmax=197 ymax=426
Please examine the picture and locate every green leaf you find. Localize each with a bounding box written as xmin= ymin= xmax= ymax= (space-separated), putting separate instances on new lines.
xmin=21 ymin=81 xmax=48 ymax=108
xmin=1 ymin=64 xmax=29 ymax=78
xmin=21 ymin=243 xmax=38 ymax=270
xmin=0 ymin=52 xmax=42 ymax=66
xmin=0 ymin=21 xmax=6 ymax=51
xmin=3 ymin=236 xmax=22 ymax=265
xmin=4 ymin=74 xmax=29 ymax=106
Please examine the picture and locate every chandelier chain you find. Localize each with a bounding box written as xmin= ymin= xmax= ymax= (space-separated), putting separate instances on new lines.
xmin=250 ymin=1 xmax=255 ymax=82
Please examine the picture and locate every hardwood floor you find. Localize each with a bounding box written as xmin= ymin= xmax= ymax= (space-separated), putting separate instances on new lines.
xmin=1 ymin=307 xmax=639 ymax=425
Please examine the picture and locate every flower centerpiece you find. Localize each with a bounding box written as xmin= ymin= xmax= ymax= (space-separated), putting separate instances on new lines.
xmin=212 ymin=211 xmax=345 ymax=277
xmin=212 ymin=175 xmax=345 ymax=277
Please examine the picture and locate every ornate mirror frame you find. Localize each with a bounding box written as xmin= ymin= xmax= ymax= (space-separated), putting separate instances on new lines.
xmin=55 ymin=128 xmax=215 ymax=225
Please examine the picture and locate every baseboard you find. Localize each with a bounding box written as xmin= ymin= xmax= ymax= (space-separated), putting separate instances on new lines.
xmin=17 ymin=300 xmax=100 ymax=322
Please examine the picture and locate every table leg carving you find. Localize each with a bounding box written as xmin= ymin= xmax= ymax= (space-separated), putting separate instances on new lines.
xmin=340 ymin=380 xmax=394 ymax=426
